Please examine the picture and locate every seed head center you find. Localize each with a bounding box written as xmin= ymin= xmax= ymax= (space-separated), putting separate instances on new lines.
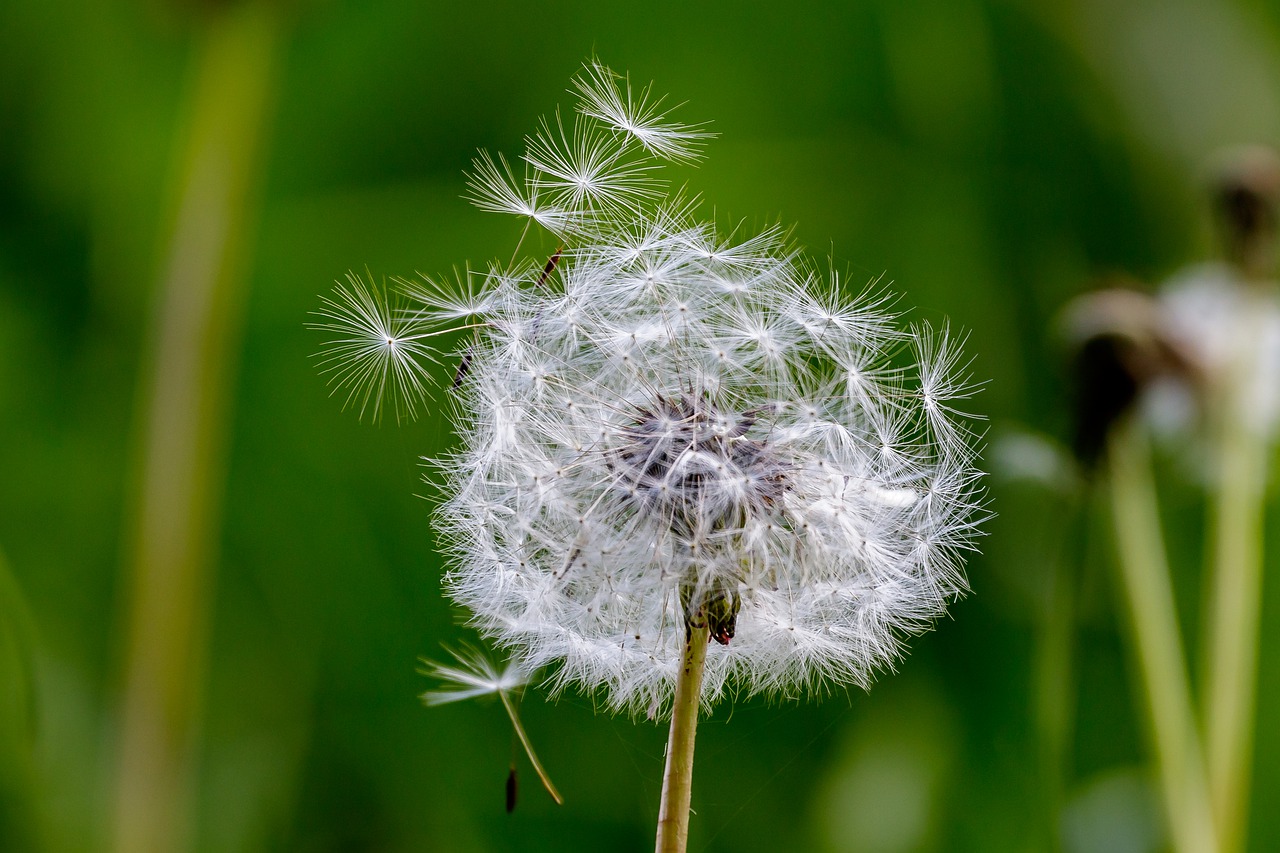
xmin=611 ymin=393 xmax=788 ymax=542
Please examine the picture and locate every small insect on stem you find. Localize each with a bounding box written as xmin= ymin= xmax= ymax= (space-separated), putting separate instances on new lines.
xmin=506 ymin=764 xmax=518 ymax=813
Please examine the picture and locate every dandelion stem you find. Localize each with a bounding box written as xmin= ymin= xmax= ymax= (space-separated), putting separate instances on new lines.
xmin=1201 ymin=307 xmax=1267 ymax=853
xmin=498 ymin=691 xmax=563 ymax=805
xmin=655 ymin=622 xmax=710 ymax=853
xmin=1108 ymin=422 xmax=1218 ymax=853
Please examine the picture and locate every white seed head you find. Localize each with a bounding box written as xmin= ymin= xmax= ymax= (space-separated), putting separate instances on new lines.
xmin=1160 ymin=262 xmax=1280 ymax=438
xmin=318 ymin=62 xmax=986 ymax=715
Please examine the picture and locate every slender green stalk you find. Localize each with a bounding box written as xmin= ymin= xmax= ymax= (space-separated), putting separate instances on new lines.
xmin=655 ymin=622 xmax=710 ymax=853
xmin=113 ymin=6 xmax=279 ymax=852
xmin=1108 ymin=423 xmax=1218 ymax=853
xmin=497 ymin=692 xmax=563 ymax=805
xmin=1033 ymin=503 xmax=1080 ymax=850
xmin=1201 ymin=304 xmax=1268 ymax=853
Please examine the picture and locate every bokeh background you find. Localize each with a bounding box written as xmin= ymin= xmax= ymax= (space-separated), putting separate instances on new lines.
xmin=3 ymin=0 xmax=1280 ymax=851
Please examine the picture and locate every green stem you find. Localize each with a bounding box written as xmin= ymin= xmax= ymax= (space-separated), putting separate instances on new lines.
xmin=113 ymin=6 xmax=279 ymax=852
xmin=1108 ymin=423 xmax=1218 ymax=853
xmin=655 ymin=622 xmax=710 ymax=853
xmin=1033 ymin=506 xmax=1079 ymax=850
xmin=498 ymin=692 xmax=563 ymax=805
xmin=1201 ymin=302 xmax=1268 ymax=853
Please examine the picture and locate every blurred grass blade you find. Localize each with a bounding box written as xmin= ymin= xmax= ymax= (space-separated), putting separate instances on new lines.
xmin=0 ymin=546 xmax=38 ymax=744
xmin=112 ymin=4 xmax=282 ymax=851
xmin=1033 ymin=491 xmax=1084 ymax=850
xmin=0 ymin=546 xmax=41 ymax=850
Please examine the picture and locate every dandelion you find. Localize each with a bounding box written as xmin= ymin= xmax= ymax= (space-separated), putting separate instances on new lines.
xmin=316 ymin=60 xmax=986 ymax=852
xmin=1055 ymin=146 xmax=1280 ymax=853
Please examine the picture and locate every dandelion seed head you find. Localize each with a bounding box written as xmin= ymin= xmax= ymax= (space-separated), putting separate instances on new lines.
xmin=1159 ymin=263 xmax=1280 ymax=438
xmin=318 ymin=62 xmax=986 ymax=714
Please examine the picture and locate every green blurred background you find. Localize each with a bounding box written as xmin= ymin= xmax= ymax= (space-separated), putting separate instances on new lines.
xmin=3 ymin=0 xmax=1280 ymax=850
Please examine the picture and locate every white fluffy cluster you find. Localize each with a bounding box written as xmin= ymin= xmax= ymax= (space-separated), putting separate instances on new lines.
xmin=1161 ymin=263 xmax=1280 ymax=438
xmin=317 ymin=62 xmax=985 ymax=714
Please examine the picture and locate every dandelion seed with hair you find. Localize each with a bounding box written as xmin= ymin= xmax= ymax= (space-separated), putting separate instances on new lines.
xmin=313 ymin=60 xmax=986 ymax=853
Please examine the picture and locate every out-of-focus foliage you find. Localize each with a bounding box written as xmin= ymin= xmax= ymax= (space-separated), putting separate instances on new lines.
xmin=2 ymin=0 xmax=1280 ymax=850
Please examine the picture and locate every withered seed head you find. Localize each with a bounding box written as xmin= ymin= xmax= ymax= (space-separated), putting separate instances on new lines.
xmin=1060 ymin=285 xmax=1198 ymax=467
xmin=1210 ymin=145 xmax=1280 ymax=279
